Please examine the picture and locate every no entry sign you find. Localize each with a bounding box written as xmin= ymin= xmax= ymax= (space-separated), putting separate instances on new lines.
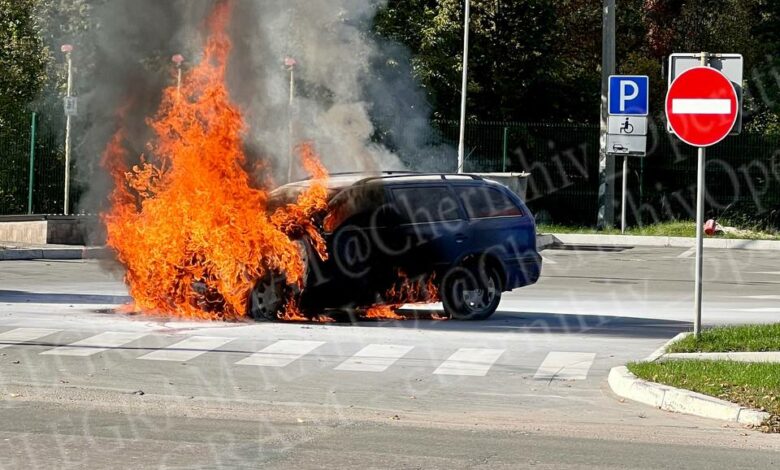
xmin=665 ymin=67 xmax=739 ymax=147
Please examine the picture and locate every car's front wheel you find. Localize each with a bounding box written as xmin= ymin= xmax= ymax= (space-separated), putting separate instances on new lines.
xmin=248 ymin=271 xmax=292 ymax=321
xmin=441 ymin=264 xmax=502 ymax=321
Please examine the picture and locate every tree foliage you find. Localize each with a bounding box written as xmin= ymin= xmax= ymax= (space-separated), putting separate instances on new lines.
xmin=2 ymin=0 xmax=780 ymax=130
xmin=0 ymin=0 xmax=47 ymax=120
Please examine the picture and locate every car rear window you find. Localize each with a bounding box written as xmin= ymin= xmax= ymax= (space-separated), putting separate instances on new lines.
xmin=455 ymin=186 xmax=523 ymax=219
xmin=391 ymin=186 xmax=461 ymax=224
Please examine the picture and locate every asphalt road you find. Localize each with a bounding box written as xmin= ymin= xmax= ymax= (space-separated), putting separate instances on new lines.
xmin=1 ymin=246 xmax=779 ymax=469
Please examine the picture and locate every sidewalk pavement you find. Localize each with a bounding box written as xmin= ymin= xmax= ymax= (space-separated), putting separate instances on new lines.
xmin=3 ymin=232 xmax=778 ymax=262
xmin=547 ymin=233 xmax=780 ymax=251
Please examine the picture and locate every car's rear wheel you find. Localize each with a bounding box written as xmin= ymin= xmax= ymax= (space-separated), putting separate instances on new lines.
xmin=441 ymin=263 xmax=502 ymax=321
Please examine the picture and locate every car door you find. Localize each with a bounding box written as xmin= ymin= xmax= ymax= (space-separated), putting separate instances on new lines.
xmin=387 ymin=184 xmax=469 ymax=277
xmin=452 ymin=183 xmax=535 ymax=259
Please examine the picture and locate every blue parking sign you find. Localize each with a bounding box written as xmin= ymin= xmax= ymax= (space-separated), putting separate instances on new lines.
xmin=609 ymin=76 xmax=649 ymax=116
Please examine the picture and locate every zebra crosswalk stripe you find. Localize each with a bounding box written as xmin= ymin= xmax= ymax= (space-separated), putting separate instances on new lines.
xmin=40 ymin=332 xmax=147 ymax=357
xmin=433 ymin=348 xmax=505 ymax=377
xmin=236 ymin=340 xmax=325 ymax=367
xmin=335 ymin=344 xmax=413 ymax=372
xmin=534 ymin=352 xmax=596 ymax=381
xmin=138 ymin=336 xmax=235 ymax=362
xmin=0 ymin=328 xmax=60 ymax=349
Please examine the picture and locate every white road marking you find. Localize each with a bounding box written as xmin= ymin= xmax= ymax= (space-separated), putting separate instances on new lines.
xmin=750 ymin=271 xmax=780 ymax=276
xmin=40 ymin=331 xmax=146 ymax=357
xmin=541 ymin=256 xmax=557 ymax=265
xmin=725 ymin=308 xmax=780 ymax=313
xmin=433 ymin=348 xmax=505 ymax=377
xmin=534 ymin=352 xmax=596 ymax=381
xmin=0 ymin=328 xmax=60 ymax=349
xmin=138 ymin=336 xmax=235 ymax=362
xmin=672 ymin=99 xmax=732 ymax=115
xmin=677 ymin=247 xmax=696 ymax=258
xmin=236 ymin=340 xmax=324 ymax=367
xmin=335 ymin=344 xmax=413 ymax=372
xmin=742 ymin=295 xmax=780 ymax=300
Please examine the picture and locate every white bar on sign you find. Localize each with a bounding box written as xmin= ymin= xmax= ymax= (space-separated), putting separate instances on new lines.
xmin=0 ymin=328 xmax=60 ymax=349
xmin=335 ymin=344 xmax=413 ymax=372
xmin=41 ymin=332 xmax=146 ymax=357
xmin=236 ymin=340 xmax=324 ymax=367
xmin=534 ymin=352 xmax=596 ymax=381
xmin=138 ymin=336 xmax=234 ymax=362
xmin=433 ymin=348 xmax=505 ymax=376
xmin=672 ymin=99 xmax=731 ymax=115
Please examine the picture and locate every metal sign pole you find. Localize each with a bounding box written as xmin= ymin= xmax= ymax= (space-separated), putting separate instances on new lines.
xmin=597 ymin=0 xmax=616 ymax=228
xmin=694 ymin=146 xmax=705 ymax=337
xmin=287 ymin=64 xmax=295 ymax=183
xmin=693 ymin=51 xmax=708 ymax=338
xmin=621 ymin=156 xmax=628 ymax=234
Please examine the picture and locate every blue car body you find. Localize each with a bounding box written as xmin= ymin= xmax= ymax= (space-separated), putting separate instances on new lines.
xmin=270 ymin=173 xmax=542 ymax=316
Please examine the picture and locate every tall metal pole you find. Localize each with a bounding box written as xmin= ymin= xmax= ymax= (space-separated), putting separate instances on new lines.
xmin=597 ymin=0 xmax=616 ymax=228
xmin=286 ymin=58 xmax=296 ymax=183
xmin=172 ymin=54 xmax=184 ymax=98
xmin=457 ymin=0 xmax=471 ymax=174
xmin=62 ymin=46 xmax=74 ymax=216
xmin=621 ymin=156 xmax=628 ymax=234
xmin=28 ymin=112 xmax=37 ymax=215
xmin=693 ymin=51 xmax=708 ymax=338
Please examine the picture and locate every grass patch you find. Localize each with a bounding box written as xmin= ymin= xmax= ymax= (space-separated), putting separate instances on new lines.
xmin=538 ymin=220 xmax=780 ymax=240
xmin=628 ymin=360 xmax=780 ymax=430
xmin=668 ymin=324 xmax=780 ymax=353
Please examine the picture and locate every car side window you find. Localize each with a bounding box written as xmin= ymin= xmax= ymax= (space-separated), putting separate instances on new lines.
xmin=455 ymin=186 xmax=523 ymax=219
xmin=391 ymin=186 xmax=462 ymax=224
xmin=324 ymin=186 xmax=388 ymax=232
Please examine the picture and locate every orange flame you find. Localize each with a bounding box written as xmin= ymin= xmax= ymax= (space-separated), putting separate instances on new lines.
xmin=101 ymin=2 xmax=328 ymax=321
xmin=364 ymin=271 xmax=440 ymax=320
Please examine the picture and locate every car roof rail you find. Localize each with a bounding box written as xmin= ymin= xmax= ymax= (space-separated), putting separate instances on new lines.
xmin=356 ymin=173 xmax=485 ymax=185
xmin=292 ymin=170 xmax=415 ymax=183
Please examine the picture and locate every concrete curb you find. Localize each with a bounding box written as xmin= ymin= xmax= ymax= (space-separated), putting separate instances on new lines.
xmin=0 ymin=246 xmax=110 ymax=261
xmin=660 ymin=351 xmax=780 ymax=363
xmin=608 ymin=366 xmax=771 ymax=427
xmin=644 ymin=332 xmax=692 ymax=362
xmin=547 ymin=233 xmax=780 ymax=251
xmin=536 ymin=234 xmax=555 ymax=252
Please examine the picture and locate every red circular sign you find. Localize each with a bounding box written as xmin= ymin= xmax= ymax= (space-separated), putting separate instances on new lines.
xmin=665 ymin=67 xmax=738 ymax=147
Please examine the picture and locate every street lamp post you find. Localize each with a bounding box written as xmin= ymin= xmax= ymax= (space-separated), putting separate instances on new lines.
xmin=457 ymin=0 xmax=471 ymax=174
xmin=61 ymin=44 xmax=74 ymax=216
xmin=285 ymin=57 xmax=297 ymax=183
xmin=172 ymin=54 xmax=185 ymax=97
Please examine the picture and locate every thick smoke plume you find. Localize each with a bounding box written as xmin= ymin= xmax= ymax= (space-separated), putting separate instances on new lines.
xmin=59 ymin=0 xmax=448 ymax=214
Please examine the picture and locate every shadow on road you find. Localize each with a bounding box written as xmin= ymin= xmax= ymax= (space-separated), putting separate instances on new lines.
xmin=347 ymin=310 xmax=691 ymax=339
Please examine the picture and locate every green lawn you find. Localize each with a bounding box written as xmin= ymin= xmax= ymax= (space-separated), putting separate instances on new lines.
xmin=538 ymin=221 xmax=780 ymax=240
xmin=667 ymin=324 xmax=780 ymax=353
xmin=628 ymin=360 xmax=780 ymax=430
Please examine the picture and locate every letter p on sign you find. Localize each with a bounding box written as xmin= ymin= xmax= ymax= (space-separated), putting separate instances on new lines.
xmin=609 ymin=76 xmax=649 ymax=116
xmin=620 ymin=81 xmax=639 ymax=112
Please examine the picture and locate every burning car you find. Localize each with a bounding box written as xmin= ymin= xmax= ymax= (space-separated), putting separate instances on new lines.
xmin=249 ymin=172 xmax=542 ymax=321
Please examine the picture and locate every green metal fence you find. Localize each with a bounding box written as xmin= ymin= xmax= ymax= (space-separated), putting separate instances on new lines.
xmin=430 ymin=121 xmax=780 ymax=228
xmin=0 ymin=106 xmax=66 ymax=215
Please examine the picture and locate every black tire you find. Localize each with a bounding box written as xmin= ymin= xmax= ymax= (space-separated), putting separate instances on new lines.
xmin=247 ymin=271 xmax=291 ymax=321
xmin=441 ymin=263 xmax=503 ymax=321
xmin=248 ymin=239 xmax=310 ymax=322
